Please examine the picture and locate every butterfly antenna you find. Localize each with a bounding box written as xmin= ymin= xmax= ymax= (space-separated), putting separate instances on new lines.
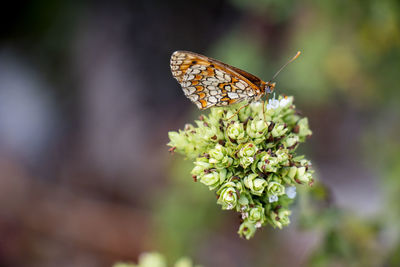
xmin=271 ymin=51 xmax=301 ymax=81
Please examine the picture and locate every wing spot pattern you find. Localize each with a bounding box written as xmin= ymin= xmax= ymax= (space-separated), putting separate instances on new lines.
xmin=187 ymin=86 xmax=196 ymax=94
xmin=209 ymin=90 xmax=218 ymax=96
xmin=236 ymin=82 xmax=245 ymax=90
xmin=192 ymin=69 xmax=201 ymax=74
xmin=170 ymin=51 xmax=265 ymax=109
xmin=208 ymin=96 xmax=218 ymax=103
xmin=188 ymin=94 xmax=199 ymax=101
xmin=196 ymin=86 xmax=204 ymax=91
xmin=228 ymin=92 xmax=239 ymax=99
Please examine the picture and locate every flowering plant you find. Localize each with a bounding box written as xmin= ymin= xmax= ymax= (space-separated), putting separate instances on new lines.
xmin=168 ymin=95 xmax=314 ymax=239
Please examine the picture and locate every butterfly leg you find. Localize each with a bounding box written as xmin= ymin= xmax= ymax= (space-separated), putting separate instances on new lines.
xmin=226 ymin=103 xmax=250 ymax=121
xmin=261 ymin=93 xmax=271 ymax=124
xmin=262 ymin=99 xmax=266 ymax=123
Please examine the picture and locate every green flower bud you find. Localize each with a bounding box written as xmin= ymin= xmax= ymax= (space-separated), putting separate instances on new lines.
xmin=237 ymin=102 xmax=254 ymax=121
xmin=238 ymin=143 xmax=258 ymax=168
xmin=280 ymin=166 xmax=297 ymax=184
xmin=257 ymin=152 xmax=279 ymax=173
xmin=248 ymin=205 xmax=266 ymax=225
xmin=246 ymin=117 xmax=269 ymax=142
xmin=174 ymin=257 xmax=195 ymax=267
xmin=297 ymin=117 xmax=312 ymax=138
xmin=168 ymin=131 xmax=193 ymax=155
xmin=209 ymin=144 xmax=225 ymax=161
xmin=234 ymin=179 xmax=246 ymax=193
xmin=209 ymin=144 xmax=233 ymax=168
xmin=138 ymin=252 xmax=167 ymax=267
xmin=238 ymin=142 xmax=258 ymax=157
xmin=244 ymin=173 xmax=268 ymax=196
xmin=296 ymin=166 xmax=306 ymax=178
xmin=197 ymin=124 xmax=223 ymax=143
xmin=238 ymin=220 xmax=256 ymax=240
xmin=267 ymin=181 xmax=285 ymax=197
xmin=283 ymin=134 xmax=299 ymax=148
xmin=226 ymin=121 xmax=247 ymax=143
xmin=271 ymin=122 xmax=288 ymax=138
xmin=209 ymin=107 xmax=224 ymax=122
xmin=270 ymin=209 xmax=291 ymax=229
xmin=250 ymin=102 xmax=272 ymax=121
xmin=295 ymin=167 xmax=312 ymax=183
xmin=168 ymin=131 xmax=185 ymax=147
xmin=224 ymin=109 xmax=239 ymax=121
xmin=298 ymin=158 xmax=312 ymax=166
xmin=217 ymin=182 xmax=238 ymax=210
xmin=288 ymin=166 xmax=298 ymax=179
xmin=199 ymin=169 xmax=229 ymax=190
xmin=275 ymin=148 xmax=289 ymax=164
xmin=191 ymin=157 xmax=212 ymax=176
xmin=238 ymin=194 xmax=250 ymax=212
xmin=239 ymin=156 xmax=254 ymax=169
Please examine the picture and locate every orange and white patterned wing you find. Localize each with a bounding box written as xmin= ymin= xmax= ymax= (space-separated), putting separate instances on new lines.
xmin=170 ymin=51 xmax=264 ymax=109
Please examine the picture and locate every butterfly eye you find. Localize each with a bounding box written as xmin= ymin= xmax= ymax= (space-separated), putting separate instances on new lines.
xmin=265 ymin=82 xmax=276 ymax=94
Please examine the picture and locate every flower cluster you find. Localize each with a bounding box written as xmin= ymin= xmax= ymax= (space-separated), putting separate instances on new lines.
xmin=168 ymin=95 xmax=314 ymax=239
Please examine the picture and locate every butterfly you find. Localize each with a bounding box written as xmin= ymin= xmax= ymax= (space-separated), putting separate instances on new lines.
xmin=170 ymin=50 xmax=300 ymax=110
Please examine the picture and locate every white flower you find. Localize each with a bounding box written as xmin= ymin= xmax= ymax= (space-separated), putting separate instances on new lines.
xmin=266 ymin=99 xmax=279 ymax=110
xmin=255 ymin=221 xmax=262 ymax=228
xmin=279 ymin=97 xmax=291 ymax=107
xmin=242 ymin=212 xmax=249 ymax=219
xmin=286 ymin=186 xmax=297 ymax=199
xmin=268 ymin=195 xmax=279 ymax=203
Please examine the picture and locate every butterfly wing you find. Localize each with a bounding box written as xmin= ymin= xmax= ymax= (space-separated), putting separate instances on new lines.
xmin=170 ymin=51 xmax=265 ymax=109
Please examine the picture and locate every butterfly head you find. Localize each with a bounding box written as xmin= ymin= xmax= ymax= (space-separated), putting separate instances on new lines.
xmin=255 ymin=81 xmax=275 ymax=101
xmin=265 ymin=81 xmax=276 ymax=94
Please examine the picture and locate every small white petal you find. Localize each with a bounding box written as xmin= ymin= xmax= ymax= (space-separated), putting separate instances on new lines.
xmin=286 ymin=186 xmax=297 ymax=199
xmin=267 ymin=99 xmax=279 ymax=110
xmin=255 ymin=222 xmax=262 ymax=228
xmin=279 ymin=97 xmax=290 ymax=107
xmin=269 ymin=195 xmax=279 ymax=203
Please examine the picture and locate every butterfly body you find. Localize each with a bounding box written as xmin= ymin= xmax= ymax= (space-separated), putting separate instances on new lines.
xmin=170 ymin=51 xmax=276 ymax=109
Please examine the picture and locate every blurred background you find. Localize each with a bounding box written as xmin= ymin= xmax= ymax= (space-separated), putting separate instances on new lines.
xmin=0 ymin=0 xmax=399 ymax=266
